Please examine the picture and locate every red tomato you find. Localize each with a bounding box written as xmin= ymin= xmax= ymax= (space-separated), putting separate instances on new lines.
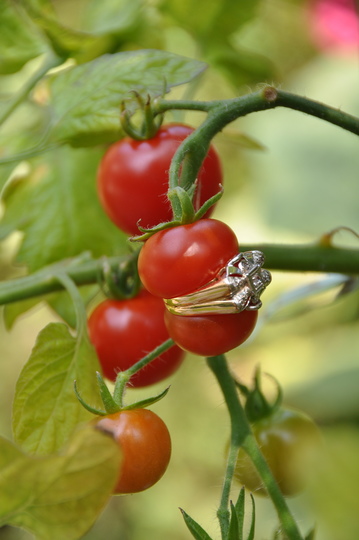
xmin=88 ymin=289 xmax=185 ymax=387
xmin=164 ymin=309 xmax=258 ymax=357
xmin=138 ymin=219 xmax=239 ymax=299
xmin=97 ymin=124 xmax=223 ymax=235
xmin=96 ymin=409 xmax=171 ymax=494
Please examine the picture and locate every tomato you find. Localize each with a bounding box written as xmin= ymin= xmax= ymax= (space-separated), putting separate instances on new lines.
xmin=233 ymin=407 xmax=322 ymax=497
xmin=88 ymin=289 xmax=185 ymax=387
xmin=138 ymin=219 xmax=239 ymax=299
xmin=97 ymin=124 xmax=223 ymax=235
xmin=96 ymin=409 xmax=171 ymax=494
xmin=164 ymin=309 xmax=258 ymax=357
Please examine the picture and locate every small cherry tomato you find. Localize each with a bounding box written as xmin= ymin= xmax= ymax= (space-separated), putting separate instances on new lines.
xmin=96 ymin=409 xmax=171 ymax=494
xmin=164 ymin=309 xmax=258 ymax=357
xmin=88 ymin=289 xmax=185 ymax=387
xmin=233 ymin=407 xmax=322 ymax=497
xmin=97 ymin=124 xmax=223 ymax=235
xmin=138 ymin=219 xmax=239 ymax=299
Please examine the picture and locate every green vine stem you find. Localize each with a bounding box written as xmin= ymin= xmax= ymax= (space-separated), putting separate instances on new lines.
xmin=0 ymin=51 xmax=63 ymax=127
xmin=0 ymin=241 xmax=358 ymax=306
xmin=206 ymin=355 xmax=304 ymax=540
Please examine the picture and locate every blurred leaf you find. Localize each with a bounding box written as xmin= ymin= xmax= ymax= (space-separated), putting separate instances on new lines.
xmin=0 ymin=427 xmax=120 ymax=540
xmin=207 ymin=42 xmax=275 ymax=89
xmin=160 ymin=0 xmax=260 ymax=39
xmin=48 ymin=50 xmax=207 ymax=146
xmin=180 ymin=508 xmax=213 ymax=540
xmin=0 ymin=146 xmax=127 ymax=272
xmin=12 ymin=322 xmax=101 ymax=455
xmin=0 ymin=0 xmax=47 ymax=74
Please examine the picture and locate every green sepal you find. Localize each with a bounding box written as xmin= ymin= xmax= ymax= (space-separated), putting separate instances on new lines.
xmin=227 ymin=488 xmax=245 ymax=540
xmin=95 ymin=372 xmax=121 ymax=414
xmin=305 ymin=528 xmax=316 ymax=540
xmin=246 ymin=494 xmax=256 ymax=540
xmin=130 ymin=219 xmax=182 ymax=242
xmin=120 ymin=91 xmax=164 ymax=141
xmin=180 ymin=508 xmax=214 ymax=540
xmin=194 ymin=186 xmax=224 ymax=220
xmin=167 ymin=185 xmax=196 ymax=223
xmin=243 ymin=368 xmax=283 ymax=423
xmin=100 ymin=254 xmax=141 ymax=300
xmin=73 ymin=381 xmax=107 ymax=417
xmin=122 ymin=386 xmax=170 ymax=411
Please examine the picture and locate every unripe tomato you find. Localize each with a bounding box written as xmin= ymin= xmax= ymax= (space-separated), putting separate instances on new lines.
xmin=88 ymin=289 xmax=185 ymax=387
xmin=97 ymin=124 xmax=222 ymax=235
xmin=96 ymin=409 xmax=171 ymax=494
xmin=233 ymin=407 xmax=322 ymax=497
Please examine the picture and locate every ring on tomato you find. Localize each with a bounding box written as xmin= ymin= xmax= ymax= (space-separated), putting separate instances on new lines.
xmin=97 ymin=124 xmax=223 ymax=235
xmin=88 ymin=289 xmax=185 ymax=387
xmin=96 ymin=409 xmax=171 ymax=494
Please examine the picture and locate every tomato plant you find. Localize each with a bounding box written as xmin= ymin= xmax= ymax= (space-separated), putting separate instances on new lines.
xmin=233 ymin=407 xmax=322 ymax=497
xmin=97 ymin=124 xmax=223 ymax=235
xmin=164 ymin=309 xmax=258 ymax=356
xmin=138 ymin=219 xmax=240 ymax=299
xmin=96 ymin=409 xmax=171 ymax=494
xmin=88 ymin=289 xmax=185 ymax=387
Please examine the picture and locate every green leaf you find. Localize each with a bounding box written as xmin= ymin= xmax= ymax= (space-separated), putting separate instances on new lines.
xmin=12 ymin=322 xmax=102 ymax=455
xmin=1 ymin=146 xmax=127 ymax=272
xmin=160 ymin=0 xmax=260 ymax=39
xmin=180 ymin=508 xmax=213 ymax=540
xmin=0 ymin=0 xmax=47 ymax=74
xmin=48 ymin=50 xmax=207 ymax=146
xmin=0 ymin=427 xmax=121 ymax=540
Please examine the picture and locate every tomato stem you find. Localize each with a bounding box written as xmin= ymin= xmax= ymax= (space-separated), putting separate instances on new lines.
xmin=206 ymin=354 xmax=304 ymax=540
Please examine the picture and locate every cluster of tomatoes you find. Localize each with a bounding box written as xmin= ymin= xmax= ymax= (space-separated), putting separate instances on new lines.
xmin=87 ymin=123 xmax=320 ymax=499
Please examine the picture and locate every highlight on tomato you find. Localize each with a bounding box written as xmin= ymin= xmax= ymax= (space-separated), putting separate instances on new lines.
xmin=88 ymin=289 xmax=185 ymax=387
xmin=233 ymin=407 xmax=322 ymax=497
xmin=96 ymin=408 xmax=171 ymax=494
xmin=97 ymin=124 xmax=223 ymax=235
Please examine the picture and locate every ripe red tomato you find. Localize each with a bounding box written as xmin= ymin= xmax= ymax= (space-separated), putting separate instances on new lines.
xmin=164 ymin=309 xmax=258 ymax=357
xmin=138 ymin=219 xmax=239 ymax=299
xmin=97 ymin=124 xmax=223 ymax=235
xmin=233 ymin=407 xmax=322 ymax=497
xmin=96 ymin=409 xmax=171 ymax=494
xmin=88 ymin=289 xmax=185 ymax=387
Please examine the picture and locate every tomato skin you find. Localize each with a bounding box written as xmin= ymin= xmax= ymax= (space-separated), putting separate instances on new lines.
xmin=96 ymin=409 xmax=171 ymax=494
xmin=164 ymin=309 xmax=258 ymax=357
xmin=97 ymin=124 xmax=222 ymax=235
xmin=138 ymin=219 xmax=239 ymax=299
xmin=88 ymin=289 xmax=185 ymax=387
xmin=234 ymin=408 xmax=322 ymax=497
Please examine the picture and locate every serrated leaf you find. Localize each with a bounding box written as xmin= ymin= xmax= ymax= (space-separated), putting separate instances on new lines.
xmin=12 ymin=322 xmax=102 ymax=455
xmin=0 ymin=0 xmax=47 ymax=74
xmin=180 ymin=508 xmax=213 ymax=540
xmin=0 ymin=427 xmax=120 ymax=540
xmin=0 ymin=146 xmax=127 ymax=272
xmin=48 ymin=50 xmax=207 ymax=146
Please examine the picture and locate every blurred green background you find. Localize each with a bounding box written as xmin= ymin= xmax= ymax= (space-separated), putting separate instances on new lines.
xmin=0 ymin=0 xmax=358 ymax=539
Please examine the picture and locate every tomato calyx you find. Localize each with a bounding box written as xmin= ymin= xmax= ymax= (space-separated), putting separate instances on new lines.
xmin=99 ymin=252 xmax=141 ymax=300
xmin=131 ymin=185 xmax=224 ymax=242
xmin=236 ymin=368 xmax=283 ymax=423
xmin=120 ymin=91 xmax=164 ymax=141
xmin=75 ymin=360 xmax=171 ymax=416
